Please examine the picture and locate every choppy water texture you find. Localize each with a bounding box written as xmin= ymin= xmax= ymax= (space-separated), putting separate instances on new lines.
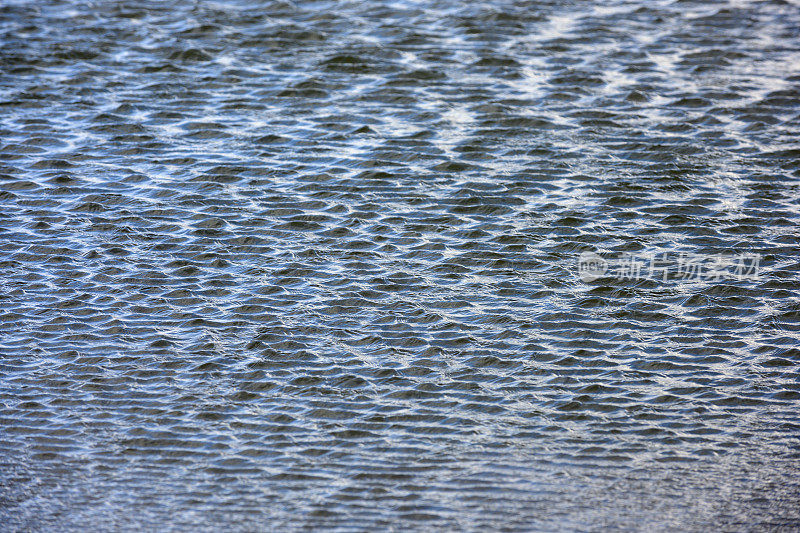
xmin=1 ymin=0 xmax=800 ymax=530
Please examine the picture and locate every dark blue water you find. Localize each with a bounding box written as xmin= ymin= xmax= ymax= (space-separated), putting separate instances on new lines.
xmin=1 ymin=0 xmax=799 ymax=530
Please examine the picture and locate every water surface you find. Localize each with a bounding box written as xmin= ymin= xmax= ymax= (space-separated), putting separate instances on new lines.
xmin=1 ymin=0 xmax=800 ymax=530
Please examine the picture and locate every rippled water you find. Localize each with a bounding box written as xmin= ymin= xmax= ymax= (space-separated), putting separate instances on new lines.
xmin=1 ymin=0 xmax=800 ymax=530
